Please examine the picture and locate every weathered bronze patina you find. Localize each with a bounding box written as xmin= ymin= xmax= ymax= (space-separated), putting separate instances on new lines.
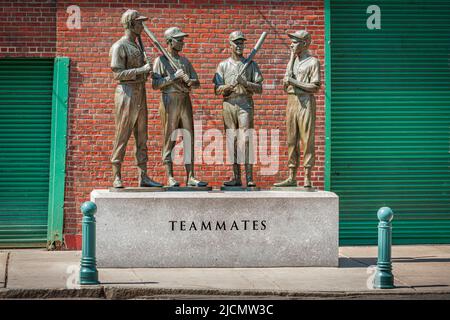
xmin=109 ymin=9 xmax=162 ymax=188
xmin=152 ymin=27 xmax=208 ymax=188
xmin=274 ymin=30 xmax=321 ymax=188
xmin=213 ymin=31 xmax=264 ymax=188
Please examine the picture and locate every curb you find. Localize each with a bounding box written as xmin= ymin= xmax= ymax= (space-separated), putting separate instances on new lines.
xmin=1 ymin=287 xmax=450 ymax=299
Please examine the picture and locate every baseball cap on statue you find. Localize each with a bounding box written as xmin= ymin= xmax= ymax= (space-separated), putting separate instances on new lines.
xmin=164 ymin=27 xmax=188 ymax=40
xmin=229 ymin=31 xmax=247 ymax=42
xmin=121 ymin=9 xmax=148 ymax=27
xmin=288 ymin=30 xmax=311 ymax=42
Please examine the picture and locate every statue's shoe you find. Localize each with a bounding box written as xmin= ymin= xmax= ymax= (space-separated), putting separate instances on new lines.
xmin=167 ymin=177 xmax=180 ymax=187
xmin=113 ymin=177 xmax=124 ymax=188
xmin=223 ymin=179 xmax=242 ymax=187
xmin=273 ymin=178 xmax=297 ymax=187
xmin=247 ymin=180 xmax=256 ymax=187
xmin=139 ymin=176 xmax=163 ymax=187
xmin=187 ymin=177 xmax=208 ymax=187
xmin=303 ymin=177 xmax=312 ymax=188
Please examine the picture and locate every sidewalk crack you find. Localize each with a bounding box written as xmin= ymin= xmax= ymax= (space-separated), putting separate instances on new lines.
xmin=257 ymin=269 xmax=282 ymax=290
xmin=395 ymin=275 xmax=415 ymax=291
xmin=131 ymin=269 xmax=143 ymax=282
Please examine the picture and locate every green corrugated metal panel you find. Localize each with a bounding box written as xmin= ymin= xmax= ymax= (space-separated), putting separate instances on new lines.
xmin=0 ymin=58 xmax=54 ymax=247
xmin=47 ymin=57 xmax=69 ymax=249
xmin=330 ymin=1 xmax=450 ymax=245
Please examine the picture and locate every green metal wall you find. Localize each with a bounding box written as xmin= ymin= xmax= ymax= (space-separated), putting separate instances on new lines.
xmin=330 ymin=1 xmax=450 ymax=245
xmin=0 ymin=58 xmax=54 ymax=247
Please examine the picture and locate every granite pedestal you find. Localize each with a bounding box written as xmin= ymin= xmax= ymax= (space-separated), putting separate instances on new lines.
xmin=91 ymin=190 xmax=339 ymax=268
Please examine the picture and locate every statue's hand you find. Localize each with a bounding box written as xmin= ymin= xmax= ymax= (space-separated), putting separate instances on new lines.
xmin=137 ymin=63 xmax=152 ymax=76
xmin=236 ymin=75 xmax=247 ymax=86
xmin=182 ymin=74 xmax=190 ymax=83
xmin=287 ymin=77 xmax=297 ymax=85
xmin=174 ymin=69 xmax=186 ymax=79
xmin=222 ymin=84 xmax=234 ymax=94
xmin=145 ymin=70 xmax=153 ymax=81
xmin=142 ymin=63 xmax=152 ymax=73
xmin=174 ymin=69 xmax=190 ymax=84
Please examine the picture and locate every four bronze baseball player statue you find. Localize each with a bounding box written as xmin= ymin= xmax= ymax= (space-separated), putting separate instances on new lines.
xmin=109 ymin=10 xmax=320 ymax=190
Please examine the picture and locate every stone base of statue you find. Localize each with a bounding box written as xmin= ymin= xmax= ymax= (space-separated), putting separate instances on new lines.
xmin=220 ymin=186 xmax=261 ymax=191
xmin=91 ymin=190 xmax=339 ymax=268
xmin=166 ymin=186 xmax=213 ymax=191
xmin=271 ymin=186 xmax=317 ymax=192
xmin=109 ymin=187 xmax=166 ymax=192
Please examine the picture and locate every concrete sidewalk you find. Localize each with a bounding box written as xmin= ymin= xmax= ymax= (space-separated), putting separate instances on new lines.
xmin=0 ymin=245 xmax=449 ymax=299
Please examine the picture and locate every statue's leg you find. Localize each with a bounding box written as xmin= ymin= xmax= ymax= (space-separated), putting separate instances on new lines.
xmin=180 ymin=94 xmax=195 ymax=167
xmin=160 ymin=93 xmax=181 ymax=187
xmin=238 ymin=99 xmax=255 ymax=187
xmin=287 ymin=95 xmax=301 ymax=171
xmin=134 ymin=93 xmax=149 ymax=173
xmin=299 ymin=96 xmax=316 ymax=187
xmin=111 ymin=85 xmax=133 ymax=188
xmin=223 ymin=101 xmax=241 ymax=186
xmin=274 ymin=95 xmax=299 ymax=187
xmin=134 ymin=101 xmax=162 ymax=188
xmin=180 ymin=95 xmax=207 ymax=187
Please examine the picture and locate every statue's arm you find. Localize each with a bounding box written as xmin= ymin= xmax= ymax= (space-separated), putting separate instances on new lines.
xmin=186 ymin=60 xmax=200 ymax=88
xmin=213 ymin=63 xmax=232 ymax=96
xmin=288 ymin=60 xmax=321 ymax=93
xmin=110 ymin=45 xmax=148 ymax=81
xmin=287 ymin=79 xmax=320 ymax=93
xmin=214 ymin=74 xmax=227 ymax=95
xmin=151 ymin=57 xmax=177 ymax=90
xmin=239 ymin=62 xmax=263 ymax=94
xmin=243 ymin=81 xmax=262 ymax=94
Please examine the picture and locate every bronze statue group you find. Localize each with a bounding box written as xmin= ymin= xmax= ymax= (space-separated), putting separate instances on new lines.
xmin=109 ymin=10 xmax=321 ymax=190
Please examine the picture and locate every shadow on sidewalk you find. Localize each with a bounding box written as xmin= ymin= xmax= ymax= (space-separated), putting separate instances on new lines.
xmin=392 ymin=257 xmax=450 ymax=263
xmin=339 ymin=256 xmax=450 ymax=268
xmin=339 ymin=257 xmax=376 ymax=268
xmin=101 ymin=281 xmax=159 ymax=285
xmin=411 ymin=285 xmax=450 ymax=289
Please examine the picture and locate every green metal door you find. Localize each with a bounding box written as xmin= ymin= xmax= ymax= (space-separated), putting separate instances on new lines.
xmin=329 ymin=0 xmax=450 ymax=245
xmin=0 ymin=58 xmax=54 ymax=247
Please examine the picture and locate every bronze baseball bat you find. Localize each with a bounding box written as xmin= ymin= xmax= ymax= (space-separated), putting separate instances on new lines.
xmin=285 ymin=49 xmax=296 ymax=82
xmin=232 ymin=32 xmax=267 ymax=87
xmin=141 ymin=22 xmax=180 ymax=72
xmin=137 ymin=35 xmax=151 ymax=65
xmin=237 ymin=31 xmax=267 ymax=78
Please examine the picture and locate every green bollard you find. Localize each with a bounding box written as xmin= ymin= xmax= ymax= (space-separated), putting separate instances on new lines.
xmin=79 ymin=201 xmax=99 ymax=285
xmin=373 ymin=207 xmax=394 ymax=289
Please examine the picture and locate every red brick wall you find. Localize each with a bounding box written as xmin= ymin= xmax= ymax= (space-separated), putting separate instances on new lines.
xmin=2 ymin=1 xmax=325 ymax=249
xmin=0 ymin=0 xmax=56 ymax=57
